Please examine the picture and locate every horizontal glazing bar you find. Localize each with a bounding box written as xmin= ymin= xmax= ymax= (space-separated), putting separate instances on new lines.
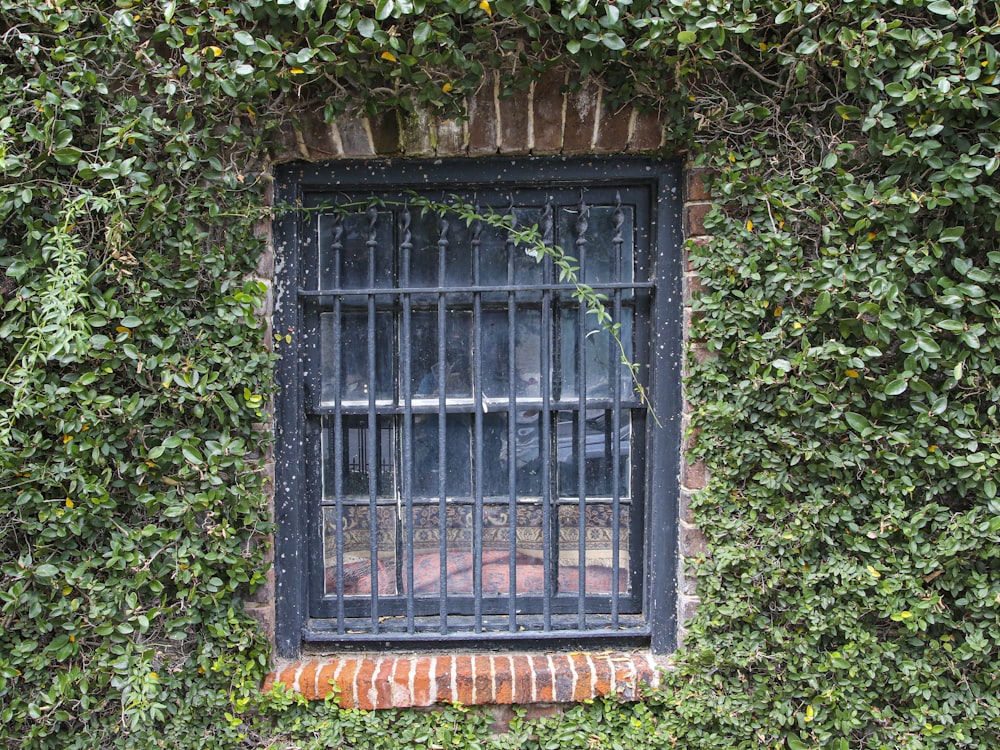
xmin=298 ymin=281 xmax=652 ymax=297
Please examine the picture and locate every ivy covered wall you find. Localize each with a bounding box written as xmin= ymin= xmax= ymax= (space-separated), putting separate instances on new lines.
xmin=1 ymin=1 xmax=998 ymax=748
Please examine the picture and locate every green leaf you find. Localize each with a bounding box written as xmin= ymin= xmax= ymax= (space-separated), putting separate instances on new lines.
xmin=600 ymin=33 xmax=626 ymax=51
xmin=677 ymin=30 xmax=697 ymax=45
xmin=814 ymin=290 xmax=832 ymax=315
xmin=845 ymin=412 xmax=871 ymax=433
xmin=884 ymin=378 xmax=908 ymax=396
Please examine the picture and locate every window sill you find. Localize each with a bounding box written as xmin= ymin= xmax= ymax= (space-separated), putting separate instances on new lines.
xmin=264 ymin=651 xmax=669 ymax=710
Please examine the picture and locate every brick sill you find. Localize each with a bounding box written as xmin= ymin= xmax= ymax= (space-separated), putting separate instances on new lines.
xmin=264 ymin=651 xmax=669 ymax=710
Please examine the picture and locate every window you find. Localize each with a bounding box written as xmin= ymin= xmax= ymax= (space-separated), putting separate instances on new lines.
xmin=273 ymin=158 xmax=682 ymax=656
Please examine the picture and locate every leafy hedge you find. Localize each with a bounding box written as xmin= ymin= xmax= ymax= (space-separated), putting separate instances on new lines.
xmin=1 ymin=0 xmax=998 ymax=748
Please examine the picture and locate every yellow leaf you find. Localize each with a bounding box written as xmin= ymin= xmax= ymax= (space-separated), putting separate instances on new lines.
xmin=380 ymin=51 xmax=397 ymax=62
xmin=867 ymin=565 xmax=881 ymax=578
xmin=479 ymin=0 xmax=492 ymax=14
xmin=290 ymin=67 xmax=305 ymax=74
xmin=773 ymin=305 xmax=783 ymax=317
xmin=65 ymin=498 xmax=74 ymax=508
xmin=63 ymin=435 xmax=73 ymax=444
xmin=805 ymin=705 xmax=814 ymax=722
xmin=441 ymin=82 xmax=453 ymax=93
xmin=746 ymin=219 xmax=753 ymax=231
xmin=202 ymin=45 xmax=223 ymax=57
xmin=845 ymin=369 xmax=859 ymax=378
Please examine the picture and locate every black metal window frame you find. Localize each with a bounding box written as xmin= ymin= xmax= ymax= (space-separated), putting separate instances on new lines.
xmin=272 ymin=156 xmax=682 ymax=657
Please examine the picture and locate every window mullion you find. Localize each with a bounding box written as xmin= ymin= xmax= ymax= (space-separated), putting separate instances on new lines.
xmin=436 ymin=210 xmax=449 ymax=634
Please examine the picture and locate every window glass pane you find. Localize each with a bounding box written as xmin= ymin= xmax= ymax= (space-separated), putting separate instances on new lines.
xmin=319 ymin=210 xmax=394 ymax=291
xmin=411 ymin=311 xmax=473 ymax=400
xmin=320 ymin=312 xmax=394 ymax=404
xmin=407 ymin=504 xmax=474 ymax=596
xmin=557 ymin=503 xmax=631 ymax=595
xmin=323 ymin=505 xmax=397 ymax=596
xmin=411 ymin=414 xmax=472 ymax=496
xmin=513 ymin=310 xmax=545 ymax=398
xmin=323 ymin=417 xmax=396 ymax=499
xmin=557 ymin=310 xmax=633 ymax=400
xmin=556 ymin=410 xmax=632 ymax=497
xmin=556 ymin=204 xmax=634 ymax=288
xmin=407 ymin=211 xmax=473 ymax=288
xmin=480 ymin=311 xmax=511 ymax=399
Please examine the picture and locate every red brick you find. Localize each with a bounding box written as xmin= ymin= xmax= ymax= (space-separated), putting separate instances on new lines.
xmin=532 ymin=655 xmax=555 ymax=702
xmin=552 ymin=655 xmax=575 ymax=702
xmin=590 ymin=653 xmax=613 ymax=697
xmin=436 ymin=118 xmax=466 ymax=156
xmin=531 ymin=68 xmax=567 ymax=154
xmin=595 ymin=102 xmax=633 ymax=153
xmin=680 ymin=521 xmax=708 ymax=558
xmin=498 ymin=85 xmax=531 ymax=154
xmin=300 ymin=115 xmax=341 ymax=160
xmin=433 ymin=655 xmax=454 ymax=703
xmin=264 ymin=651 xmax=667 ymax=709
xmin=685 ymin=203 xmax=712 ymax=237
xmin=629 ymin=109 xmax=664 ymax=151
xmin=453 ymin=655 xmax=475 ymax=705
xmin=473 ymin=655 xmax=493 ymax=705
xmin=686 ymin=168 xmax=714 ymax=201
xmin=316 ymin=662 xmax=338 ymax=699
xmin=510 ymin=654 xmax=533 ymax=703
xmin=296 ymin=661 xmax=319 ymax=700
xmin=370 ymin=112 xmax=401 ymax=155
xmin=468 ymin=72 xmax=499 ymax=155
xmin=353 ymin=658 xmax=378 ymax=710
xmin=493 ymin=656 xmax=514 ymax=704
xmin=563 ymin=78 xmax=599 ymax=153
xmin=337 ymin=118 xmax=374 ymax=157
xmin=401 ymin=109 xmax=435 ymax=156
xmin=412 ymin=657 xmax=433 ymax=706
xmin=682 ymin=458 xmax=707 ymax=490
xmin=570 ymin=653 xmax=593 ymax=702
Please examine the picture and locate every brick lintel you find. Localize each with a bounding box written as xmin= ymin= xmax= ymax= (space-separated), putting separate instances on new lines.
xmin=264 ymin=651 xmax=670 ymax=710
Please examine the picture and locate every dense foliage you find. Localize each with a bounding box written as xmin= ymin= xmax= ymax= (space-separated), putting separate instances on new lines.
xmin=1 ymin=0 xmax=998 ymax=748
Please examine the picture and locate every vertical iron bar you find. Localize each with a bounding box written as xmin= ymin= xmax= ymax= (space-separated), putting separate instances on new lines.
xmin=611 ymin=192 xmax=624 ymax=627
xmin=436 ymin=209 xmax=449 ymax=634
xmin=471 ymin=199 xmax=484 ymax=633
xmin=505 ymin=198 xmax=518 ymax=632
xmin=365 ymin=204 xmax=380 ymax=632
xmin=331 ymin=214 xmax=346 ymax=632
xmin=574 ymin=190 xmax=589 ymax=629
xmin=540 ymin=198 xmax=554 ymax=631
xmin=400 ymin=203 xmax=416 ymax=633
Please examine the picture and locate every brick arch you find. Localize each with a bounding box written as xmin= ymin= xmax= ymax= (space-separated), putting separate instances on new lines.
xmin=273 ymin=70 xmax=665 ymax=161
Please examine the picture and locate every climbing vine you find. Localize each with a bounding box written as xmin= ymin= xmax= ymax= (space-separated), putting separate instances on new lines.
xmin=2 ymin=0 xmax=999 ymax=748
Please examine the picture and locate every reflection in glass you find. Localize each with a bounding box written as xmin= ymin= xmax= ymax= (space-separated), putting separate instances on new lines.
xmin=320 ymin=312 xmax=394 ymax=404
xmin=410 ymin=311 xmax=473 ymax=399
xmin=557 ymin=312 xmax=633 ymax=400
xmin=557 ymin=503 xmax=630 ymax=595
xmin=323 ymin=505 xmax=397 ymax=596
xmin=323 ymin=417 xmax=396 ymax=499
xmin=556 ymin=410 xmax=631 ymax=497
xmin=406 ymin=504 xmax=474 ymax=596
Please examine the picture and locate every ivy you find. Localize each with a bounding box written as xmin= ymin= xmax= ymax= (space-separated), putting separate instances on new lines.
xmin=2 ymin=0 xmax=1000 ymax=748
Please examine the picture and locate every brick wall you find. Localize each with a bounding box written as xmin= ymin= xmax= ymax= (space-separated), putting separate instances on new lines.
xmin=250 ymin=71 xmax=712 ymax=710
